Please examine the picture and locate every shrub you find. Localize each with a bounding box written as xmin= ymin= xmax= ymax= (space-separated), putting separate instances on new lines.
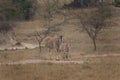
xmin=0 ymin=0 xmax=37 ymax=21
xmin=0 ymin=0 xmax=37 ymax=32
xmin=114 ymin=0 xmax=120 ymax=7
xmin=63 ymin=0 xmax=99 ymax=8
xmin=15 ymin=42 xmax=22 ymax=46
xmin=0 ymin=22 xmax=14 ymax=32
xmin=12 ymin=0 xmax=37 ymax=20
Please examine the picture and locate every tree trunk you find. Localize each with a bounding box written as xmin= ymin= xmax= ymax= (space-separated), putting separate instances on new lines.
xmin=39 ymin=42 xmax=42 ymax=53
xmin=93 ymin=38 xmax=97 ymax=51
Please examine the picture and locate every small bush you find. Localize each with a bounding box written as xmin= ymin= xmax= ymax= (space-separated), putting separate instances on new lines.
xmin=0 ymin=0 xmax=37 ymax=21
xmin=12 ymin=0 xmax=37 ymax=20
xmin=114 ymin=0 xmax=120 ymax=7
xmin=15 ymin=42 xmax=22 ymax=46
xmin=63 ymin=0 xmax=99 ymax=8
xmin=0 ymin=22 xmax=13 ymax=32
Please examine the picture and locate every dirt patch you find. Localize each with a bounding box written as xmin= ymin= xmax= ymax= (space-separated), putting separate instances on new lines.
xmin=0 ymin=42 xmax=39 ymax=51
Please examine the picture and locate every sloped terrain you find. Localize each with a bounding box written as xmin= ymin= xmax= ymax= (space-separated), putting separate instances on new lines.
xmin=0 ymin=1 xmax=120 ymax=80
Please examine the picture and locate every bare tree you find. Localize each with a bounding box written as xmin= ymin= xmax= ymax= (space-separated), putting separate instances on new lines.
xmin=78 ymin=4 xmax=113 ymax=51
xmin=35 ymin=0 xmax=67 ymax=53
xmin=35 ymin=24 xmax=57 ymax=52
xmin=35 ymin=18 xmax=67 ymax=53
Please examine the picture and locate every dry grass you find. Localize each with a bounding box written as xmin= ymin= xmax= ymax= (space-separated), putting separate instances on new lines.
xmin=0 ymin=2 xmax=120 ymax=80
xmin=0 ymin=56 xmax=120 ymax=80
xmin=0 ymin=7 xmax=120 ymax=62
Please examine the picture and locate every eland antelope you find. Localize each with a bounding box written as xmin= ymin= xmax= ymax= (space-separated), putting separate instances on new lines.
xmin=41 ymin=34 xmax=63 ymax=52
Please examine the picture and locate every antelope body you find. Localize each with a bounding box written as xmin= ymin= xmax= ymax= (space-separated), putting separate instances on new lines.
xmin=59 ymin=40 xmax=69 ymax=53
xmin=41 ymin=34 xmax=62 ymax=52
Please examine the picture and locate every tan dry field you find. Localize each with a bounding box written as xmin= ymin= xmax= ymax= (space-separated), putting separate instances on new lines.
xmin=0 ymin=1 xmax=120 ymax=80
xmin=0 ymin=7 xmax=120 ymax=61
xmin=0 ymin=56 xmax=120 ymax=80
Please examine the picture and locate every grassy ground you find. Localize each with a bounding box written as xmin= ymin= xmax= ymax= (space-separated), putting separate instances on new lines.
xmin=0 ymin=1 xmax=120 ymax=80
xmin=0 ymin=56 xmax=120 ymax=80
xmin=0 ymin=7 xmax=120 ymax=62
